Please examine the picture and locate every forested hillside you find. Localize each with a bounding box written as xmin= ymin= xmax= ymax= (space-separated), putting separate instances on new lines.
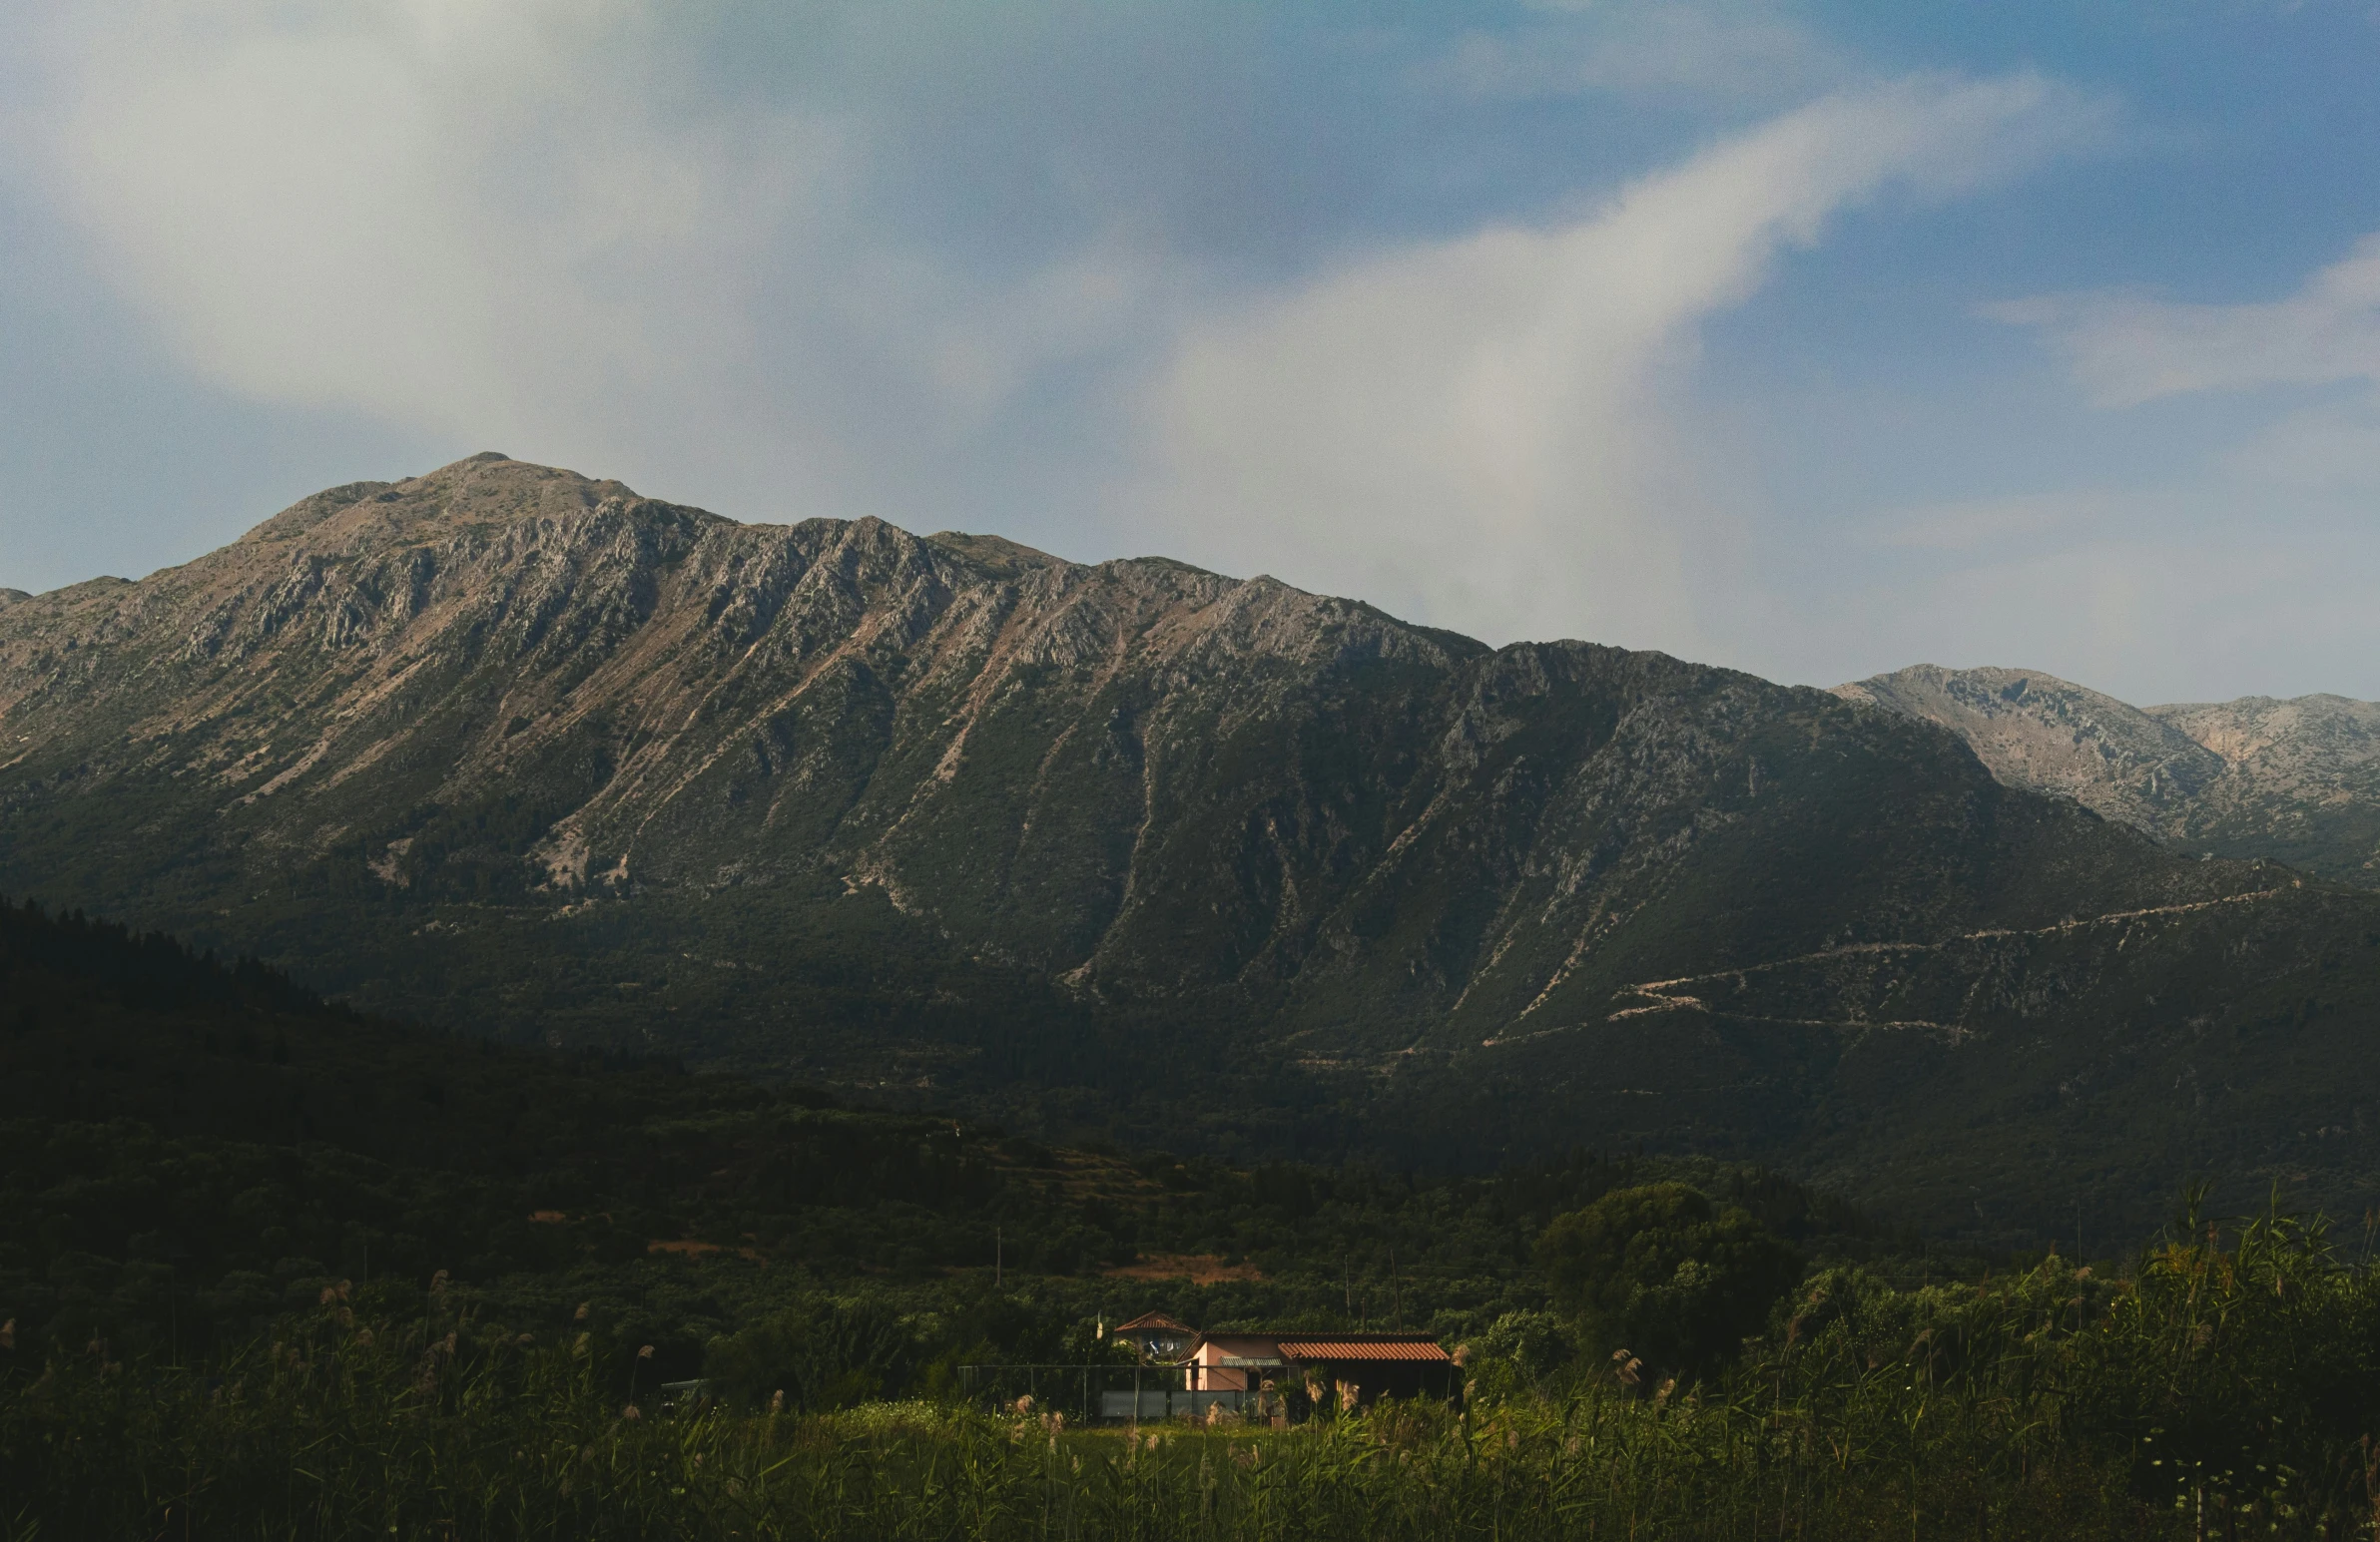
xmin=0 ymin=895 xmax=1895 ymax=1388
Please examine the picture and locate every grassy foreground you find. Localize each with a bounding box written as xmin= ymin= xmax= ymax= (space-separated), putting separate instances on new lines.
xmin=0 ymin=1341 xmax=2143 ymax=1542
xmin=10 ymin=1196 xmax=2380 ymax=1540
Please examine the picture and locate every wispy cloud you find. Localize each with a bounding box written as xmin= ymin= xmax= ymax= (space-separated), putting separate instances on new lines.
xmin=1993 ymin=233 xmax=2380 ymax=406
xmin=1129 ymin=75 xmax=2108 ymax=653
xmin=32 ymin=3 xmax=827 ymax=469
xmin=16 ymin=0 xmax=1178 ymax=526
xmin=9 ymin=2 xmax=2219 ymax=699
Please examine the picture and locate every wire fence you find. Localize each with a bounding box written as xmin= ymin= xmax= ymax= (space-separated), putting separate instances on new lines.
xmin=957 ymin=1364 xmax=1261 ymax=1423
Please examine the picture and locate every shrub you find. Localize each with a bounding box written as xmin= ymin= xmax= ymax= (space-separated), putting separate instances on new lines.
xmin=1535 ymin=1182 xmax=1801 ymax=1379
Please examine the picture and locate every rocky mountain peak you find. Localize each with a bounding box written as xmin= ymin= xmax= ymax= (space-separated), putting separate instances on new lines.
xmin=1841 ymin=663 xmax=2380 ymax=884
xmin=1832 ymin=663 xmax=2221 ymax=832
xmin=2151 ymin=693 xmax=2380 ymax=774
xmin=921 ymin=530 xmax=1066 ymax=579
xmin=236 ymin=453 xmax=663 ymax=551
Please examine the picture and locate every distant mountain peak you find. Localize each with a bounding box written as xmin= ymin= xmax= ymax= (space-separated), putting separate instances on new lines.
xmin=1833 ymin=664 xmax=2220 ymax=833
xmin=1840 ymin=663 xmax=2380 ymax=883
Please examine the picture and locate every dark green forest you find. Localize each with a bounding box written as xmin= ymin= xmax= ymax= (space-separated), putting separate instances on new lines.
xmin=16 ymin=897 xmax=2380 ymax=1538
xmin=0 ymin=895 xmax=1897 ymax=1383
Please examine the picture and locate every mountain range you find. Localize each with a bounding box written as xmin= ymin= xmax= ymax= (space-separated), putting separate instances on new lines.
xmin=1838 ymin=665 xmax=2380 ymax=886
xmin=5 ymin=454 xmax=2379 ymax=1244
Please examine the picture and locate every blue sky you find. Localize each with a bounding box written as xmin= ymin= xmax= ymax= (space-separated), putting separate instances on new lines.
xmin=3 ymin=1 xmax=2377 ymax=705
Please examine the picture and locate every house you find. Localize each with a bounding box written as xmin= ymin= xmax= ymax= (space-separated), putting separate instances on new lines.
xmin=1110 ymin=1310 xmax=1197 ymax=1362
xmin=1092 ymin=1322 xmax=1457 ymax=1420
xmin=1185 ymin=1331 xmax=1457 ymax=1411
xmin=1182 ymin=1330 xmax=1289 ymax=1393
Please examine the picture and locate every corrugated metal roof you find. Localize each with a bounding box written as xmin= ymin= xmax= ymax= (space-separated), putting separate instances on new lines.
xmin=1277 ymin=1340 xmax=1452 ymax=1362
xmin=1114 ymin=1311 xmax=1194 ymax=1334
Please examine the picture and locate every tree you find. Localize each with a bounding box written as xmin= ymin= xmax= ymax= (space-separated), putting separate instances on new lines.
xmin=703 ymin=1295 xmax=920 ymax=1410
xmin=1535 ymin=1182 xmax=1801 ymax=1380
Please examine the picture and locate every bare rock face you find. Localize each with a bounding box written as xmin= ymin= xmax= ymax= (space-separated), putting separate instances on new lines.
xmin=8 ymin=456 xmax=2380 ymax=1240
xmin=0 ymin=456 xmax=2233 ymax=1033
xmin=1835 ymin=666 xmax=2223 ymax=832
xmin=2149 ymin=695 xmax=2380 ymax=878
xmin=1838 ymin=665 xmax=2380 ymax=883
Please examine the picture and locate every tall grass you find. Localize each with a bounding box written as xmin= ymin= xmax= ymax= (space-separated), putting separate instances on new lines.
xmin=0 ymin=1339 xmax=2152 ymax=1541
xmin=6 ymin=1197 xmax=2378 ymax=1539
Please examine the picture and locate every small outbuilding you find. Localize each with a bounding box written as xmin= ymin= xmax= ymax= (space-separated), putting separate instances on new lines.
xmin=1273 ymin=1334 xmax=1460 ymax=1409
xmin=1110 ymin=1310 xmax=1197 ymax=1363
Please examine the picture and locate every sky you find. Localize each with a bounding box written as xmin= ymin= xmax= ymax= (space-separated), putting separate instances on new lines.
xmin=3 ymin=1 xmax=2378 ymax=706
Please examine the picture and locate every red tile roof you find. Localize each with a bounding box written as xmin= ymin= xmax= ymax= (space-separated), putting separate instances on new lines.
xmin=1277 ymin=1339 xmax=1452 ymax=1362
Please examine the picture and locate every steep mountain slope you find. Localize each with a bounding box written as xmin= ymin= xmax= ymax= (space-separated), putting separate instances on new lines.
xmin=1833 ymin=666 xmax=2222 ymax=832
xmin=1838 ymin=665 xmax=2380 ymax=884
xmin=0 ymin=455 xmax=2242 ymax=1045
xmin=7 ymin=456 xmax=2380 ymax=1238
xmin=1450 ymin=877 xmax=2380 ymax=1243
xmin=2154 ymin=694 xmax=2380 ymax=879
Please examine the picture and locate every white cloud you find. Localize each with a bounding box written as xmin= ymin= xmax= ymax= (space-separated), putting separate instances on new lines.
xmin=1979 ymin=237 xmax=2380 ymax=690
xmin=1128 ymin=75 xmax=2104 ymax=653
xmin=16 ymin=0 xmax=1169 ymax=524
xmin=10 ymin=6 xmax=2177 ymax=695
xmin=28 ymin=3 xmax=803 ymax=473
xmin=58 ymin=7 xmax=677 ymax=405
xmin=1993 ymin=233 xmax=2380 ymax=407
